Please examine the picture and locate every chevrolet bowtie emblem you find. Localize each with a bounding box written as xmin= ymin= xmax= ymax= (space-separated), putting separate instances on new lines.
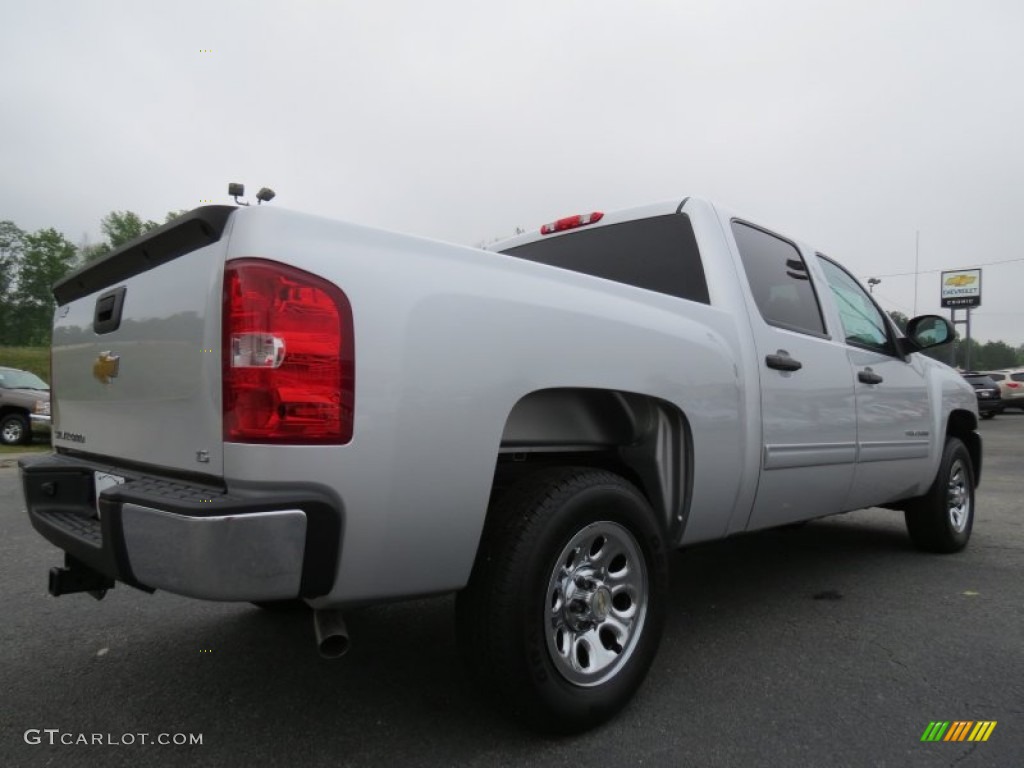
xmin=944 ymin=274 xmax=976 ymax=287
xmin=93 ymin=352 xmax=120 ymax=384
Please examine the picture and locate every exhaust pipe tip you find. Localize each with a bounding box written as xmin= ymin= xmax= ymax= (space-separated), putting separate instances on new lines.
xmin=313 ymin=609 xmax=350 ymax=659
xmin=318 ymin=633 xmax=350 ymax=659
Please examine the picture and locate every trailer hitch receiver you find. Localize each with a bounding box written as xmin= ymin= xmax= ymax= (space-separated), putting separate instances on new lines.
xmin=49 ymin=555 xmax=114 ymax=600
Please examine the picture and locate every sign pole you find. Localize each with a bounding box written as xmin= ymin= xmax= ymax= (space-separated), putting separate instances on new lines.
xmin=949 ymin=308 xmax=957 ymax=367
xmin=966 ymin=308 xmax=972 ymax=371
xmin=914 ymin=230 xmax=919 ymax=315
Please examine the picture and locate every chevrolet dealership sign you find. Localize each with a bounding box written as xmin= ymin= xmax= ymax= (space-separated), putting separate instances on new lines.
xmin=940 ymin=269 xmax=982 ymax=308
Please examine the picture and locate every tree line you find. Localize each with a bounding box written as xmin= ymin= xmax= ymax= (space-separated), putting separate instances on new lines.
xmin=0 ymin=210 xmax=185 ymax=346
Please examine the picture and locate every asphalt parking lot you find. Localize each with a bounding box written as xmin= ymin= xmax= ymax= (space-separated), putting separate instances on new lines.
xmin=2 ymin=415 xmax=1022 ymax=767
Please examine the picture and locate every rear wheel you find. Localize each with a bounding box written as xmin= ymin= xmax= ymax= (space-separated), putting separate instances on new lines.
xmin=1 ymin=413 xmax=31 ymax=446
xmin=904 ymin=437 xmax=975 ymax=553
xmin=456 ymin=467 xmax=668 ymax=734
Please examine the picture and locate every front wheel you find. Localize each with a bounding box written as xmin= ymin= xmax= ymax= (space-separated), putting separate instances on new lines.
xmin=904 ymin=437 xmax=975 ymax=553
xmin=456 ymin=467 xmax=668 ymax=734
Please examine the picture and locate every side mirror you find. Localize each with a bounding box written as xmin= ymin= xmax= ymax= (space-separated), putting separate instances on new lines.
xmin=904 ymin=315 xmax=954 ymax=350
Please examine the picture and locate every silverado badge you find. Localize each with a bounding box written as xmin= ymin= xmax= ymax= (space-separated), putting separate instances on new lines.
xmin=93 ymin=351 xmax=120 ymax=384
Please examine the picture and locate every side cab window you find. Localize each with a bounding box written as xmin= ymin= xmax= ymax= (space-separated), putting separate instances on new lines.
xmin=730 ymin=221 xmax=827 ymax=337
xmin=817 ymin=255 xmax=898 ymax=356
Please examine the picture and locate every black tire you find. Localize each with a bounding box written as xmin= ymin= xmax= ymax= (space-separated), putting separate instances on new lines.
xmin=1 ymin=413 xmax=31 ymax=446
xmin=779 ymin=520 xmax=810 ymax=531
xmin=980 ymin=412 xmax=995 ymax=420
xmin=456 ymin=467 xmax=668 ymax=734
xmin=904 ymin=437 xmax=975 ymax=553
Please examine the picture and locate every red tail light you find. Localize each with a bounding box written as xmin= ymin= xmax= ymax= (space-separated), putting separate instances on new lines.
xmin=223 ymin=259 xmax=354 ymax=444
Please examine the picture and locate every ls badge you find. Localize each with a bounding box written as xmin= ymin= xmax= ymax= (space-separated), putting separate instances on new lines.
xmin=93 ymin=351 xmax=120 ymax=384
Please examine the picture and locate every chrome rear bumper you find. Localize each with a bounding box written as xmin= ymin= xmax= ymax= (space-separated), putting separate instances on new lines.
xmin=19 ymin=453 xmax=341 ymax=602
xmin=121 ymin=505 xmax=307 ymax=600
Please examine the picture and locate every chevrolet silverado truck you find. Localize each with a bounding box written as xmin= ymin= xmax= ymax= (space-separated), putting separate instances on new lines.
xmin=19 ymin=197 xmax=980 ymax=733
xmin=0 ymin=366 xmax=51 ymax=445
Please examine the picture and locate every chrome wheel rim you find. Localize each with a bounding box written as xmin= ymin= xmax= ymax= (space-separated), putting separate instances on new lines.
xmin=2 ymin=421 xmax=23 ymax=444
xmin=545 ymin=521 xmax=648 ymax=687
xmin=947 ymin=459 xmax=970 ymax=533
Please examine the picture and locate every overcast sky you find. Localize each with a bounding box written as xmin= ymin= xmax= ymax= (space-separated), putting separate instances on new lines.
xmin=2 ymin=0 xmax=1022 ymax=345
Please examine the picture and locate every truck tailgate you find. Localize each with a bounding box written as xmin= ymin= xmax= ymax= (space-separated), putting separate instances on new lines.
xmin=50 ymin=207 xmax=234 ymax=477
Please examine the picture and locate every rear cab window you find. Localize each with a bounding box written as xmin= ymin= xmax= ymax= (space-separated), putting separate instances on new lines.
xmin=729 ymin=221 xmax=826 ymax=336
xmin=500 ymin=214 xmax=710 ymax=304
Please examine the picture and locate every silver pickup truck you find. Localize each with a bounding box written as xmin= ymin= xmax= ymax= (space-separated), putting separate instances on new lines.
xmin=20 ymin=197 xmax=980 ymax=732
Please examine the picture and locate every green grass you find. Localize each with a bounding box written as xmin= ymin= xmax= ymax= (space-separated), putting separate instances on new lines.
xmin=0 ymin=441 xmax=49 ymax=455
xmin=0 ymin=346 xmax=50 ymax=383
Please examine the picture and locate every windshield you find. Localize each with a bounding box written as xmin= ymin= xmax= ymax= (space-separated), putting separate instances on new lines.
xmin=0 ymin=369 xmax=49 ymax=390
